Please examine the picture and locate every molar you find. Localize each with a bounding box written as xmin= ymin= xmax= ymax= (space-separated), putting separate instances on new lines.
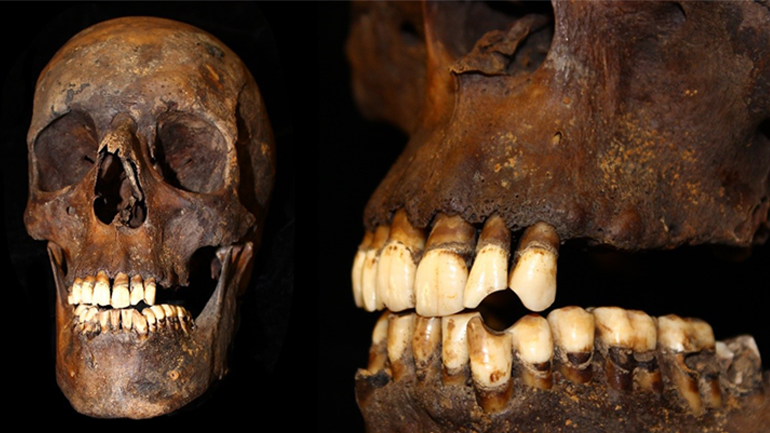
xmin=510 ymin=314 xmax=554 ymax=390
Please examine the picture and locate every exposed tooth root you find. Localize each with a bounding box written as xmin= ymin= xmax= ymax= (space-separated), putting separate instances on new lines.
xmin=508 ymin=222 xmax=559 ymax=312
xmin=177 ymin=307 xmax=191 ymax=333
xmin=352 ymin=231 xmax=373 ymax=309
xmin=121 ymin=309 xmax=133 ymax=331
xmin=412 ymin=316 xmax=441 ymax=382
xmin=376 ymin=210 xmax=425 ymax=312
xmin=387 ymin=312 xmax=415 ymax=381
xmin=163 ymin=305 xmax=178 ymax=330
xmin=150 ymin=305 xmax=166 ymax=322
xmin=362 ymin=225 xmax=390 ymax=312
xmin=144 ymin=277 xmax=156 ymax=306
xmin=547 ymin=306 xmax=595 ymax=384
xmin=110 ymin=309 xmax=121 ymax=330
xmin=98 ymin=310 xmax=111 ymax=332
xmin=441 ymin=312 xmax=480 ymax=385
xmin=111 ymin=272 xmax=130 ymax=309
xmin=415 ymin=214 xmax=476 ymax=317
xmin=130 ymin=274 xmax=144 ymax=306
xmin=468 ymin=316 xmax=513 ymax=413
xmin=592 ymin=307 xmax=657 ymax=391
xmin=464 ymin=215 xmax=510 ymax=309
xmin=143 ymin=308 xmax=157 ymax=333
xmin=511 ymin=314 xmax=554 ymax=390
xmin=81 ymin=275 xmax=95 ymax=305
xmin=367 ymin=312 xmax=390 ymax=374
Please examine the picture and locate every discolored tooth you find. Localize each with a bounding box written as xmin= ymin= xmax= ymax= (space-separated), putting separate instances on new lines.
xmin=717 ymin=335 xmax=764 ymax=396
xmin=592 ymin=307 xmax=657 ymax=391
xmin=93 ymin=271 xmax=111 ymax=306
xmin=133 ymin=310 xmax=148 ymax=335
xmin=511 ymin=314 xmax=554 ymax=390
xmin=547 ymin=306 xmax=595 ymax=384
xmin=74 ymin=304 xmax=89 ymax=322
xmin=121 ymin=309 xmax=133 ymax=331
xmin=412 ymin=316 xmax=441 ymax=382
xmin=352 ymin=231 xmax=373 ymax=309
xmin=376 ymin=210 xmax=425 ymax=312
xmin=367 ymin=312 xmax=390 ymax=374
xmin=151 ymin=305 xmax=166 ymax=323
xmin=464 ymin=215 xmax=510 ymax=309
xmin=163 ymin=305 xmax=178 ymax=329
xmin=468 ymin=316 xmax=513 ymax=413
xmin=130 ymin=275 xmax=144 ymax=306
xmin=70 ymin=277 xmax=84 ymax=305
xmin=81 ymin=275 xmax=95 ymax=305
xmin=442 ymin=312 xmax=480 ymax=385
xmin=415 ymin=214 xmax=476 ymax=317
xmin=110 ymin=272 xmax=129 ymax=309
xmin=83 ymin=307 xmax=98 ymax=335
xmin=177 ymin=307 xmax=191 ymax=333
xmin=98 ymin=310 xmax=111 ymax=332
xmin=144 ymin=277 xmax=156 ymax=306
xmin=508 ymin=222 xmax=559 ymax=312
xmin=362 ymin=225 xmax=390 ymax=312
xmin=110 ymin=310 xmax=121 ymax=330
xmin=387 ymin=312 xmax=415 ymax=381
xmin=143 ymin=308 xmax=157 ymax=333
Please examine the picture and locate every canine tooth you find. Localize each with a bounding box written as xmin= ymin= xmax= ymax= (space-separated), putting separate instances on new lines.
xmin=71 ymin=277 xmax=84 ymax=305
xmin=111 ymin=273 xmax=130 ymax=309
xmin=511 ymin=314 xmax=554 ymax=390
xmin=415 ymin=214 xmax=475 ymax=317
xmin=367 ymin=312 xmax=390 ymax=373
xmin=547 ymin=306 xmax=595 ymax=384
xmin=143 ymin=308 xmax=157 ymax=332
xmin=508 ymin=222 xmax=559 ymax=312
xmin=413 ymin=316 xmax=441 ymax=381
xmin=468 ymin=316 xmax=513 ymax=413
xmin=387 ymin=313 xmax=415 ymax=381
xmin=377 ymin=210 xmax=425 ymax=312
xmin=464 ymin=215 xmax=510 ymax=309
xmin=130 ymin=275 xmax=144 ymax=306
xmin=133 ymin=310 xmax=148 ymax=335
xmin=442 ymin=312 xmax=481 ymax=385
xmin=352 ymin=231 xmax=373 ymax=309
xmin=362 ymin=225 xmax=390 ymax=312
xmin=144 ymin=277 xmax=156 ymax=305
xmin=93 ymin=271 xmax=110 ymax=306
xmin=81 ymin=275 xmax=95 ymax=305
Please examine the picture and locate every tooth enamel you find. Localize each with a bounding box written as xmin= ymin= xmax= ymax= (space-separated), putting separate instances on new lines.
xmin=467 ymin=316 xmax=513 ymax=413
xmin=150 ymin=305 xmax=165 ymax=322
xmin=441 ymin=312 xmax=480 ymax=384
xmin=414 ymin=214 xmax=475 ymax=317
xmin=511 ymin=314 xmax=554 ymax=389
xmin=98 ymin=310 xmax=111 ymax=332
xmin=111 ymin=272 xmax=130 ymax=309
xmin=368 ymin=312 xmax=390 ymax=373
xmin=592 ymin=307 xmax=657 ymax=391
xmin=547 ymin=306 xmax=595 ymax=384
xmin=71 ymin=277 xmax=84 ymax=305
xmin=657 ymin=315 xmax=714 ymax=352
xmin=177 ymin=307 xmax=190 ymax=333
xmin=362 ymin=225 xmax=390 ymax=312
xmin=143 ymin=308 xmax=157 ymax=332
xmin=376 ymin=210 xmax=425 ymax=312
xmin=74 ymin=304 xmax=88 ymax=321
xmin=412 ymin=316 xmax=441 ymax=381
xmin=130 ymin=275 xmax=144 ymax=306
xmin=110 ymin=310 xmax=121 ymax=330
xmin=144 ymin=277 xmax=156 ymax=306
xmin=121 ymin=309 xmax=133 ymax=331
xmin=352 ymin=231 xmax=373 ymax=309
xmin=92 ymin=271 xmax=110 ymax=306
xmin=508 ymin=222 xmax=559 ymax=312
xmin=81 ymin=275 xmax=95 ymax=305
xmin=464 ymin=215 xmax=510 ymax=309
xmin=387 ymin=312 xmax=415 ymax=381
xmin=133 ymin=310 xmax=148 ymax=335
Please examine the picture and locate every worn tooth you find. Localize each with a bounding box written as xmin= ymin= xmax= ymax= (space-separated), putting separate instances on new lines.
xmin=74 ymin=304 xmax=89 ymax=322
xmin=144 ymin=277 xmax=156 ymax=305
xmin=151 ymin=304 xmax=166 ymax=323
xmin=508 ymin=222 xmax=559 ymax=312
xmin=511 ymin=314 xmax=554 ymax=390
xmin=367 ymin=312 xmax=390 ymax=373
xmin=130 ymin=275 xmax=144 ymax=306
xmin=110 ymin=272 xmax=130 ymax=309
xmin=547 ymin=306 xmax=595 ymax=384
xmin=592 ymin=307 xmax=657 ymax=391
xmin=132 ymin=310 xmax=147 ymax=335
xmin=377 ymin=210 xmax=425 ymax=312
xmin=362 ymin=225 xmax=390 ymax=312
xmin=352 ymin=231 xmax=373 ymax=309
xmin=387 ymin=312 xmax=415 ymax=381
xmin=468 ymin=316 xmax=513 ymax=413
xmin=163 ymin=305 xmax=178 ymax=329
xmin=81 ymin=275 xmax=95 ymax=305
xmin=92 ymin=271 xmax=109 ymax=306
xmin=442 ymin=312 xmax=481 ymax=385
xmin=83 ymin=307 xmax=98 ymax=334
xmin=98 ymin=310 xmax=111 ymax=332
xmin=110 ymin=310 xmax=121 ymax=330
xmin=120 ymin=309 xmax=133 ymax=331
xmin=413 ymin=316 xmax=441 ymax=381
xmin=143 ymin=308 xmax=157 ymax=333
xmin=70 ymin=277 xmax=84 ymax=305
xmin=464 ymin=215 xmax=510 ymax=309
xmin=177 ymin=306 xmax=190 ymax=333
xmin=717 ymin=335 xmax=763 ymax=395
xmin=415 ymin=214 xmax=476 ymax=317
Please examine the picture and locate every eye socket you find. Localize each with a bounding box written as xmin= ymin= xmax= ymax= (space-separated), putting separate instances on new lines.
xmin=153 ymin=112 xmax=228 ymax=193
xmin=33 ymin=111 xmax=98 ymax=192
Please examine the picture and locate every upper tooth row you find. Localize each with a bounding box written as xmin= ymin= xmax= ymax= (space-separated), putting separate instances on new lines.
xmin=67 ymin=271 xmax=156 ymax=308
xmin=364 ymin=306 xmax=762 ymax=415
xmin=352 ymin=210 xmax=559 ymax=316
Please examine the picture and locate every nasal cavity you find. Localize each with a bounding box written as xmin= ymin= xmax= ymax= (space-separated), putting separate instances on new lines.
xmin=94 ymin=150 xmax=146 ymax=228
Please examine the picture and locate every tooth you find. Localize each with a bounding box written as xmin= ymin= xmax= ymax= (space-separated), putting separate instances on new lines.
xmin=508 ymin=222 xmax=559 ymax=312
xmin=412 ymin=316 xmax=441 ymax=382
xmin=111 ymin=272 xmax=130 ymax=309
xmin=98 ymin=310 xmax=111 ymax=332
xmin=362 ymin=225 xmax=390 ymax=312
xmin=71 ymin=277 xmax=84 ymax=305
xmin=547 ymin=306 xmax=595 ymax=384
xmin=133 ymin=310 xmax=147 ymax=335
xmin=110 ymin=309 xmax=121 ymax=330
xmin=143 ymin=308 xmax=157 ymax=332
xmin=441 ymin=312 xmax=480 ymax=385
xmin=177 ymin=307 xmax=190 ymax=333
xmin=468 ymin=316 xmax=513 ymax=413
xmin=415 ymin=214 xmax=476 ymax=317
xmin=83 ymin=307 xmax=98 ymax=335
xmin=352 ymin=231 xmax=373 ymax=309
xmin=376 ymin=210 xmax=425 ymax=312
xmin=592 ymin=307 xmax=657 ymax=391
xmin=74 ymin=304 xmax=89 ymax=322
xmin=130 ymin=275 xmax=144 ymax=306
xmin=367 ymin=312 xmax=390 ymax=373
xmin=511 ymin=314 xmax=554 ymax=390
xmin=387 ymin=312 xmax=415 ymax=381
xmin=144 ymin=277 xmax=156 ymax=305
xmin=717 ymin=335 xmax=763 ymax=395
xmin=93 ymin=271 xmax=111 ymax=306
xmin=121 ymin=309 xmax=133 ymax=331
xmin=80 ymin=275 xmax=95 ymax=305
xmin=464 ymin=215 xmax=510 ymax=309
xmin=151 ymin=305 xmax=165 ymax=323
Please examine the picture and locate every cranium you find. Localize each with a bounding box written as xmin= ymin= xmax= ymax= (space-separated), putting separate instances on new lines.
xmin=341 ymin=1 xmax=769 ymax=432
xmin=22 ymin=16 xmax=275 ymax=418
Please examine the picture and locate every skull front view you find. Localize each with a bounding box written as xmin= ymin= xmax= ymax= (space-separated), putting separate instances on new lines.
xmin=24 ymin=17 xmax=275 ymax=418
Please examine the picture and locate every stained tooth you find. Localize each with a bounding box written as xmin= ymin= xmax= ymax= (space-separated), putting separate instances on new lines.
xmin=387 ymin=312 xmax=415 ymax=381
xmin=98 ymin=310 xmax=111 ymax=332
xmin=177 ymin=307 xmax=190 ymax=333
xmin=441 ymin=312 xmax=480 ymax=385
xmin=151 ymin=305 xmax=166 ymax=322
xmin=133 ymin=310 xmax=148 ymax=335
xmin=362 ymin=225 xmax=390 ymax=312
xmin=110 ymin=310 xmax=121 ymax=330
xmin=367 ymin=312 xmax=390 ymax=373
xmin=121 ymin=309 xmax=133 ymax=331
xmin=412 ymin=316 xmax=441 ymax=382
xmin=468 ymin=316 xmax=513 ymax=413
xmin=130 ymin=275 xmax=144 ymax=306
xmin=71 ymin=277 xmax=84 ymax=305
xmin=511 ymin=314 xmax=554 ymax=390
xmin=111 ymin=272 xmax=130 ymax=309
xmin=93 ymin=271 xmax=111 ymax=306
xmin=352 ymin=231 xmax=373 ymax=309
xmin=83 ymin=307 xmax=98 ymax=334
xmin=414 ymin=214 xmax=476 ymax=317
xmin=592 ymin=307 xmax=657 ymax=391
xmin=717 ymin=335 xmax=763 ymax=395
xmin=508 ymin=222 xmax=559 ymax=312
xmin=464 ymin=215 xmax=510 ymax=309
xmin=144 ymin=277 xmax=156 ymax=305
xmin=143 ymin=308 xmax=157 ymax=333
xmin=74 ymin=304 xmax=89 ymax=322
xmin=376 ymin=210 xmax=425 ymax=312
xmin=547 ymin=306 xmax=595 ymax=384
xmin=81 ymin=275 xmax=95 ymax=305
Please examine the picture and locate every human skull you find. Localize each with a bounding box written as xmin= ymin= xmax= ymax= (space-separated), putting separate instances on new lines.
xmin=346 ymin=1 xmax=769 ymax=432
xmin=24 ymin=16 xmax=275 ymax=418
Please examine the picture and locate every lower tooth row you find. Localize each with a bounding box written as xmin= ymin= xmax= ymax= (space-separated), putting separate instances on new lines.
xmin=73 ymin=304 xmax=192 ymax=335
xmin=363 ymin=306 xmax=763 ymax=415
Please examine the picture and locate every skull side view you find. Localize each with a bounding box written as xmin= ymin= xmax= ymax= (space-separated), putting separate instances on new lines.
xmin=24 ymin=17 xmax=275 ymax=418
xmin=347 ymin=2 xmax=769 ymax=432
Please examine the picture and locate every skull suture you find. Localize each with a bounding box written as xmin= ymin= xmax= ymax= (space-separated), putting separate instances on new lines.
xmin=346 ymin=1 xmax=769 ymax=432
xmin=24 ymin=17 xmax=275 ymax=418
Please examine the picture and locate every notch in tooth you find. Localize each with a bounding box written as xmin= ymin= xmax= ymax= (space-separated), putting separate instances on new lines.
xmin=130 ymin=275 xmax=144 ymax=306
xmin=111 ymin=272 xmax=130 ymax=309
xmin=508 ymin=222 xmax=559 ymax=312
xmin=367 ymin=312 xmax=390 ymax=374
xmin=81 ymin=275 xmax=95 ymax=305
xmin=70 ymin=277 xmax=84 ymax=305
xmin=468 ymin=316 xmax=513 ymax=413
xmin=387 ymin=312 xmax=415 ymax=381
xmin=442 ymin=312 xmax=481 ymax=385
xmin=144 ymin=277 xmax=156 ymax=305
xmin=352 ymin=231 xmax=373 ymax=309
xmin=93 ymin=271 xmax=111 ymax=306
xmin=464 ymin=215 xmax=510 ymax=309
xmin=412 ymin=316 xmax=441 ymax=382
xmin=547 ymin=306 xmax=595 ymax=384
xmin=415 ymin=214 xmax=476 ymax=317
xmin=592 ymin=307 xmax=657 ymax=391
xmin=511 ymin=314 xmax=554 ymax=390
xmin=376 ymin=210 xmax=426 ymax=312
xmin=362 ymin=225 xmax=390 ymax=312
